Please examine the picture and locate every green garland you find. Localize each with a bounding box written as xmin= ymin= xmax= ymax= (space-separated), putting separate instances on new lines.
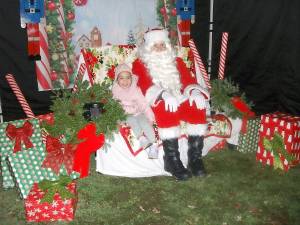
xmin=46 ymin=0 xmax=75 ymax=89
xmin=156 ymin=0 xmax=178 ymax=46
xmin=42 ymin=79 xmax=126 ymax=144
xmin=210 ymin=78 xmax=254 ymax=119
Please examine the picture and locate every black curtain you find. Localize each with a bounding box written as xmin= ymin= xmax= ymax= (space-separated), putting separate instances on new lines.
xmin=192 ymin=0 xmax=300 ymax=115
xmin=0 ymin=1 xmax=52 ymax=121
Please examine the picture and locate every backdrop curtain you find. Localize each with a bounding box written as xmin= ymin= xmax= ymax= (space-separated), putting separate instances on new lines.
xmin=192 ymin=0 xmax=300 ymax=115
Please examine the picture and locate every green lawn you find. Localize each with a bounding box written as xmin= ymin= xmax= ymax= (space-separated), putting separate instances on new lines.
xmin=1 ymin=150 xmax=300 ymax=225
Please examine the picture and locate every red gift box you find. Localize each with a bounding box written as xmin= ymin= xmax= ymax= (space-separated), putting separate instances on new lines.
xmin=24 ymin=182 xmax=77 ymax=222
xmin=256 ymin=112 xmax=300 ymax=171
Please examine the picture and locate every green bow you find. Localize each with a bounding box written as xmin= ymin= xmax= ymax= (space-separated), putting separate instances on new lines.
xmin=263 ymin=132 xmax=295 ymax=170
xmin=38 ymin=175 xmax=75 ymax=203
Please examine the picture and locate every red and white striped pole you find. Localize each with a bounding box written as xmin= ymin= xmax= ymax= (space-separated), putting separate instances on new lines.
xmin=188 ymin=39 xmax=211 ymax=89
xmin=56 ymin=0 xmax=70 ymax=87
xmin=36 ymin=18 xmax=53 ymax=90
xmin=72 ymin=63 xmax=87 ymax=92
xmin=5 ymin=74 xmax=35 ymax=118
xmin=218 ymin=32 xmax=229 ymax=80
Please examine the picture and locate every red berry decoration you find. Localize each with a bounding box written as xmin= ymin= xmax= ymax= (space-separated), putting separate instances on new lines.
xmin=171 ymin=8 xmax=177 ymax=16
xmin=67 ymin=11 xmax=75 ymax=20
xmin=160 ymin=7 xmax=166 ymax=15
xmin=47 ymin=1 xmax=56 ymax=11
xmin=50 ymin=70 xmax=58 ymax=81
xmin=73 ymin=0 xmax=88 ymax=6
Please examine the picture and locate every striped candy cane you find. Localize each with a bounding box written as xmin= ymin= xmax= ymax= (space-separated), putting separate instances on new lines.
xmin=188 ymin=39 xmax=211 ymax=89
xmin=72 ymin=63 xmax=87 ymax=92
xmin=56 ymin=0 xmax=70 ymax=86
xmin=218 ymin=32 xmax=229 ymax=80
xmin=5 ymin=74 xmax=35 ymax=118
xmin=36 ymin=18 xmax=53 ymax=90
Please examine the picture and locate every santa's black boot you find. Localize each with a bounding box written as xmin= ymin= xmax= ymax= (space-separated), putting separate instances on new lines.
xmin=162 ymin=138 xmax=191 ymax=181
xmin=187 ymin=135 xmax=207 ymax=177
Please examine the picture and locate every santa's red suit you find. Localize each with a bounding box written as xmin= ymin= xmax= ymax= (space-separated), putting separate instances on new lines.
xmin=132 ymin=57 xmax=208 ymax=135
xmin=132 ymin=29 xmax=209 ymax=180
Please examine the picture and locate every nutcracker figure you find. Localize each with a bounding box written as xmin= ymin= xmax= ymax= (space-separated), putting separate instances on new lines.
xmin=20 ymin=0 xmax=44 ymax=58
xmin=176 ymin=0 xmax=195 ymax=47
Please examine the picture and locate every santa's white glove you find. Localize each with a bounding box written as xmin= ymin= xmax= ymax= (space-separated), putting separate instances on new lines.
xmin=162 ymin=91 xmax=179 ymax=112
xmin=189 ymin=89 xmax=206 ymax=109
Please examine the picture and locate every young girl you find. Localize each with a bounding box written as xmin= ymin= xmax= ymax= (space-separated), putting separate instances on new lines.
xmin=112 ymin=63 xmax=158 ymax=159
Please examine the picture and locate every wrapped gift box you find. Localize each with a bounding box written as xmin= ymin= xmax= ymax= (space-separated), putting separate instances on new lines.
xmin=237 ymin=118 xmax=261 ymax=153
xmin=0 ymin=118 xmax=43 ymax=188
xmin=256 ymin=113 xmax=300 ymax=171
xmin=25 ymin=182 xmax=77 ymax=222
xmin=7 ymin=146 xmax=79 ymax=198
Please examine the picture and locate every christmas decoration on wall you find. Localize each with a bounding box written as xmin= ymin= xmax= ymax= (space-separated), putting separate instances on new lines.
xmin=156 ymin=0 xmax=178 ymax=46
xmin=176 ymin=0 xmax=195 ymax=47
xmin=127 ymin=30 xmax=136 ymax=45
xmin=45 ymin=0 xmax=76 ymax=89
xmin=20 ymin=0 xmax=45 ymax=58
xmin=73 ymin=0 xmax=88 ymax=6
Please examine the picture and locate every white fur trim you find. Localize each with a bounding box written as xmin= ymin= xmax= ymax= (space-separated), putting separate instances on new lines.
xmin=184 ymin=84 xmax=210 ymax=99
xmin=185 ymin=123 xmax=208 ymax=136
xmin=144 ymin=29 xmax=170 ymax=47
xmin=145 ymin=85 xmax=164 ymax=106
xmin=158 ymin=126 xmax=181 ymax=140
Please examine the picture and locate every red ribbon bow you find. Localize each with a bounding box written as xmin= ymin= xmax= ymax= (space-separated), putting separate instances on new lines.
xmin=73 ymin=123 xmax=105 ymax=178
xmin=5 ymin=121 xmax=34 ymax=153
xmin=230 ymin=96 xmax=255 ymax=133
xmin=42 ymin=136 xmax=76 ymax=175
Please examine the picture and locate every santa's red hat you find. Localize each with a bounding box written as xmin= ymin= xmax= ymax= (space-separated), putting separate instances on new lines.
xmin=144 ymin=28 xmax=170 ymax=47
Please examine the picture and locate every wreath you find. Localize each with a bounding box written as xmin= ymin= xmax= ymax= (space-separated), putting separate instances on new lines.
xmin=210 ymin=78 xmax=254 ymax=119
xmin=41 ymin=79 xmax=126 ymax=144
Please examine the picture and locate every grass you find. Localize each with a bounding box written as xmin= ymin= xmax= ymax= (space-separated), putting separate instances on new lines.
xmin=1 ymin=149 xmax=300 ymax=225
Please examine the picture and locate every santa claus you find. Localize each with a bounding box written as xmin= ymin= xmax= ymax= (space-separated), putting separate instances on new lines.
xmin=132 ymin=29 xmax=209 ymax=180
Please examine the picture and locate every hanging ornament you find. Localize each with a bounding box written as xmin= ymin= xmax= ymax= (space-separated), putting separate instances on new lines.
xmin=47 ymin=1 xmax=56 ymax=11
xmin=46 ymin=24 xmax=54 ymax=33
xmin=67 ymin=11 xmax=75 ymax=20
xmin=171 ymin=8 xmax=177 ymax=16
xmin=52 ymin=53 xmax=59 ymax=61
xmin=50 ymin=70 xmax=58 ymax=81
xmin=169 ymin=30 xmax=177 ymax=38
xmin=160 ymin=7 xmax=167 ymax=15
xmin=73 ymin=0 xmax=88 ymax=6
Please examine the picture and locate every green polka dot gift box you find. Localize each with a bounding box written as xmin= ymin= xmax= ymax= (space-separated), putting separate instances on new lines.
xmin=7 ymin=141 xmax=79 ymax=199
xmin=0 ymin=118 xmax=42 ymax=189
xmin=237 ymin=118 xmax=261 ymax=153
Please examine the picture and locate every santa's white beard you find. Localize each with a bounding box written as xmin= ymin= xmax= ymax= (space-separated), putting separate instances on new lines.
xmin=140 ymin=47 xmax=182 ymax=97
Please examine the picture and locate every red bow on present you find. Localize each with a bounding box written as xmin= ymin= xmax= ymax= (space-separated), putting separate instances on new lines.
xmin=230 ymin=96 xmax=255 ymax=133
xmin=73 ymin=123 xmax=105 ymax=178
xmin=6 ymin=121 xmax=34 ymax=153
xmin=42 ymin=136 xmax=76 ymax=175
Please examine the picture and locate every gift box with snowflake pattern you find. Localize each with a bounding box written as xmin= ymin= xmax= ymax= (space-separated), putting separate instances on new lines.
xmin=24 ymin=182 xmax=77 ymax=222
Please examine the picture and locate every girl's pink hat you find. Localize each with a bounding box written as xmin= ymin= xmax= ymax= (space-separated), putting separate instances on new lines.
xmin=115 ymin=63 xmax=132 ymax=77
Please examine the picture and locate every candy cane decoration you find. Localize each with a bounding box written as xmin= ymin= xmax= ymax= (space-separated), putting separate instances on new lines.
xmin=72 ymin=63 xmax=87 ymax=92
xmin=218 ymin=32 xmax=229 ymax=80
xmin=5 ymin=74 xmax=35 ymax=118
xmin=36 ymin=18 xmax=53 ymax=90
xmin=56 ymin=0 xmax=70 ymax=86
xmin=188 ymin=39 xmax=211 ymax=89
